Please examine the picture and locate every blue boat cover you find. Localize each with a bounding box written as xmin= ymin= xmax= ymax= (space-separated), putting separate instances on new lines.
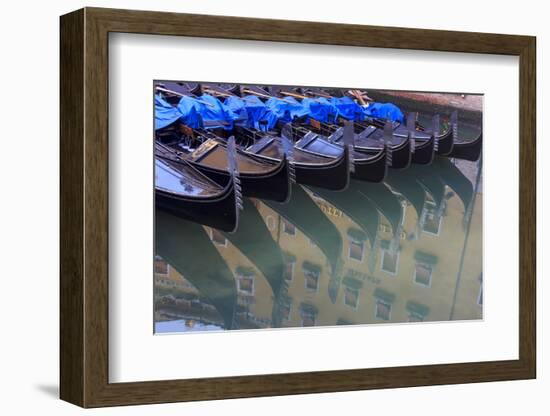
xmin=155 ymin=94 xmax=183 ymax=130
xmin=157 ymin=91 xmax=405 ymax=133
xmin=329 ymin=96 xmax=364 ymax=121
xmin=224 ymin=95 xmax=277 ymax=130
xmin=363 ymin=102 xmax=405 ymax=123
xmin=175 ymin=95 xmax=203 ymax=129
xmin=196 ymin=94 xmax=240 ymax=130
xmin=301 ymin=97 xmax=339 ymax=123
xmin=265 ymin=97 xmax=310 ymax=124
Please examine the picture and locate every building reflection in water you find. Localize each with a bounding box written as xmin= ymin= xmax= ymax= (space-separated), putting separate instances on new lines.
xmin=154 ymin=157 xmax=482 ymax=333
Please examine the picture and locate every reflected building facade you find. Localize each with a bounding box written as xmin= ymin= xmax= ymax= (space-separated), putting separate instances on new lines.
xmin=154 ymin=159 xmax=482 ymax=333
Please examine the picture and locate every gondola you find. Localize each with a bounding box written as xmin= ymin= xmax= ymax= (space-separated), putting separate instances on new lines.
xmin=265 ymin=183 xmax=343 ymax=275
xmin=296 ymin=86 xmax=450 ymax=166
xmin=172 ymin=136 xmax=292 ymax=202
xmin=200 ymin=84 xmax=361 ymax=188
xmin=257 ymin=86 xmax=395 ymax=177
xmin=155 ymin=209 xmax=238 ymax=330
xmin=240 ymin=124 xmax=352 ymax=190
xmin=447 ymin=130 xmax=482 ymax=161
xmin=284 ymin=86 xmax=414 ymax=168
xmin=303 ymin=86 xmax=455 ymax=153
xmin=282 ymin=121 xmax=388 ymax=184
xmin=344 ymin=88 xmax=483 ymax=161
xmin=154 ymin=89 xmax=293 ymax=202
xmin=155 ymin=142 xmax=242 ymax=233
xmin=352 ymin=112 xmax=436 ymax=166
xmin=410 ymin=114 xmax=437 ymax=165
xmin=207 ymin=83 xmax=387 ymax=183
xmin=389 ymin=111 xmax=455 ymax=156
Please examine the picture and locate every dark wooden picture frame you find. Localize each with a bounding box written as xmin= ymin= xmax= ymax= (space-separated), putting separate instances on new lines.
xmin=60 ymin=7 xmax=536 ymax=408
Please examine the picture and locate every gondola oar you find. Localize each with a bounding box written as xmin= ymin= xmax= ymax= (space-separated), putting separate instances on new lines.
xmin=226 ymin=136 xmax=244 ymax=215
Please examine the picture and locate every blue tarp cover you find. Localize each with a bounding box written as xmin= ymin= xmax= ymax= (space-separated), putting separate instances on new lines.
xmin=265 ymin=97 xmax=310 ymax=124
xmin=196 ymin=94 xmax=240 ymax=130
xmin=301 ymin=97 xmax=339 ymax=123
xmin=175 ymin=95 xmax=203 ymax=129
xmin=155 ymin=94 xmax=183 ymax=130
xmin=224 ymin=95 xmax=277 ymax=130
xmin=329 ymin=96 xmax=364 ymax=121
xmin=363 ymin=102 xmax=405 ymax=123
xmin=156 ymin=91 xmax=405 ymax=132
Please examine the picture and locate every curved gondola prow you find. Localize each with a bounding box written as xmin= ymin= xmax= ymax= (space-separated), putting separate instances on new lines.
xmin=383 ymin=120 xmax=394 ymax=168
xmin=337 ymin=137 xmax=351 ymax=192
xmin=343 ymin=120 xmax=356 ymax=176
xmin=436 ymin=111 xmax=457 ymax=156
xmin=448 ymin=131 xmax=483 ymax=161
xmin=226 ymin=136 xmax=244 ymax=232
xmin=432 ymin=114 xmax=440 ymax=154
xmin=280 ymin=123 xmax=297 ymax=202
xmin=407 ymin=111 xmax=416 ymax=156
xmin=412 ymin=131 xmax=436 ymax=165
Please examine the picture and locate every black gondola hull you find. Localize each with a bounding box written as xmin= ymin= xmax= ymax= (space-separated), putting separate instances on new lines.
xmin=354 ymin=136 xmax=411 ymax=170
xmin=292 ymin=146 xmax=350 ymax=191
xmin=352 ymin=151 xmax=387 ymax=183
xmin=412 ymin=136 xmax=436 ymax=165
xmin=190 ymin=156 xmax=292 ymax=202
xmin=155 ymin=183 xmax=239 ymax=233
xmin=389 ymin=138 xmax=412 ymax=169
xmin=435 ymin=128 xmax=454 ymax=156
xmin=448 ymin=133 xmax=482 ymax=161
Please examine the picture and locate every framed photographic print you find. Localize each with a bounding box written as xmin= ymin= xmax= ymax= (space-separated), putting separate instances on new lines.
xmin=60 ymin=7 xmax=536 ymax=408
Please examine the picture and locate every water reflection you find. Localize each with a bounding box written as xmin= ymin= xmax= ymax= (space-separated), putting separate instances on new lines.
xmin=155 ymin=157 xmax=482 ymax=333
